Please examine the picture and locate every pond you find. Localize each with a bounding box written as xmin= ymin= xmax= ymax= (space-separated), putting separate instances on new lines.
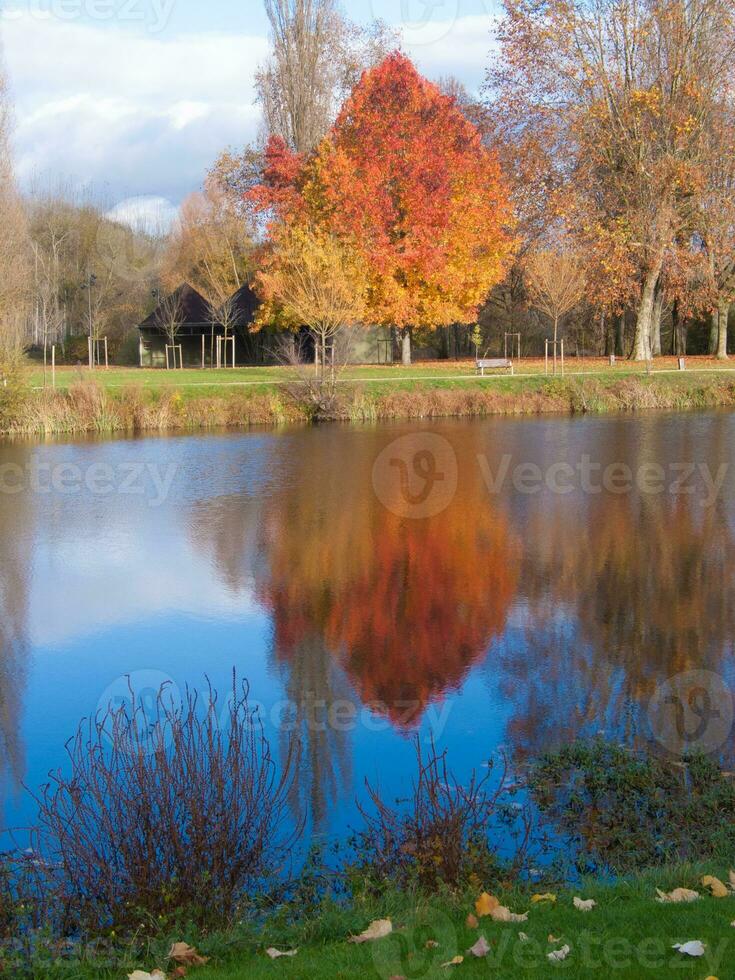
xmin=1 ymin=412 xmax=734 ymax=844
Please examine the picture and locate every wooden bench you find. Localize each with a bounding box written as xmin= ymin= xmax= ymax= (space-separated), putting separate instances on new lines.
xmin=476 ymin=358 xmax=514 ymax=376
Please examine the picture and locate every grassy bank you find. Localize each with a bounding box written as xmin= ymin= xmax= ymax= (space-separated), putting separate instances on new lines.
xmin=7 ymin=357 xmax=735 ymax=435
xmin=35 ymin=864 xmax=735 ymax=978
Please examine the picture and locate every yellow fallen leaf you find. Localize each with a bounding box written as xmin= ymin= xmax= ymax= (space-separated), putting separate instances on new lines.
xmin=265 ymin=948 xmax=298 ymax=959
xmin=475 ymin=892 xmax=499 ymax=917
xmin=702 ymin=876 xmax=729 ymax=898
xmin=547 ymin=944 xmax=571 ymax=963
xmin=548 ymin=935 xmax=561 ymax=943
xmin=531 ymin=893 xmax=556 ymax=904
xmin=425 ymin=940 xmax=439 ymax=949
xmin=465 ymin=913 xmax=479 ymax=929
xmin=491 ymin=905 xmax=529 ymax=923
xmin=168 ymin=943 xmax=209 ymax=967
xmin=349 ymin=919 xmax=393 ymax=944
xmin=573 ymin=897 xmax=597 ymax=912
xmin=440 ymin=956 xmax=464 ymax=967
xmin=655 ymin=887 xmax=699 ymax=903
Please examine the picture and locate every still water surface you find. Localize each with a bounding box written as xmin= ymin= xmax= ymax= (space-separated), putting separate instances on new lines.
xmin=1 ymin=413 xmax=734 ymax=841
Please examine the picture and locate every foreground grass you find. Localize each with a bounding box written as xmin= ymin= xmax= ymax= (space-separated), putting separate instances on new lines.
xmin=27 ymin=355 xmax=735 ymax=392
xmin=32 ymin=864 xmax=735 ymax=979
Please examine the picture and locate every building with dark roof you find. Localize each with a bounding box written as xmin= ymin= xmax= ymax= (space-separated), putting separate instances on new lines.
xmin=137 ymin=282 xmax=262 ymax=367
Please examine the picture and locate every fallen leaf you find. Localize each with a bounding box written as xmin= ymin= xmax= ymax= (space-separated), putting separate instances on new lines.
xmin=672 ymin=940 xmax=705 ymax=957
xmin=440 ymin=956 xmax=464 ymax=967
xmin=425 ymin=940 xmax=439 ymax=949
xmin=265 ymin=948 xmax=298 ymax=959
xmin=573 ymin=897 xmax=597 ymax=912
xmin=531 ymin=893 xmax=556 ymax=904
xmin=128 ymin=973 xmax=166 ymax=980
xmin=702 ymin=875 xmax=729 ymax=898
xmin=171 ymin=970 xmax=187 ymax=980
xmin=548 ymin=935 xmax=561 ymax=943
xmin=547 ymin=945 xmax=571 ymax=963
xmin=475 ymin=892 xmax=499 ymax=917
xmin=491 ymin=905 xmax=529 ymax=923
xmin=656 ymin=887 xmax=699 ymax=903
xmin=465 ymin=913 xmax=479 ymax=929
xmin=518 ymin=932 xmax=530 ymax=943
xmin=349 ymin=919 xmax=393 ymax=944
xmin=168 ymin=944 xmax=208 ymax=967
xmin=468 ymin=936 xmax=491 ymax=958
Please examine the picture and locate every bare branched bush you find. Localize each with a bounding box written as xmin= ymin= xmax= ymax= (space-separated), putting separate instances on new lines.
xmin=354 ymin=737 xmax=531 ymax=891
xmin=37 ymin=676 xmax=302 ymax=932
xmin=274 ymin=327 xmax=357 ymax=420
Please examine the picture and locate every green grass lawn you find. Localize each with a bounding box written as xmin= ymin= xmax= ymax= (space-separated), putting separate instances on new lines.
xmin=27 ymin=355 xmax=735 ymax=395
xmin=39 ymin=865 xmax=735 ymax=979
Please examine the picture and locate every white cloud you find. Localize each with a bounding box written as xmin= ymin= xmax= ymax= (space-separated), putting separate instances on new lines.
xmin=106 ymin=194 xmax=178 ymax=232
xmin=2 ymin=12 xmax=268 ymax=205
xmin=401 ymin=13 xmax=498 ymax=93
xmin=0 ymin=9 xmax=496 ymax=207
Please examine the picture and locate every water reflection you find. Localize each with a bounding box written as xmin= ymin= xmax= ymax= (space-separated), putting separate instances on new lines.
xmin=0 ymin=443 xmax=30 ymax=810
xmin=1 ymin=414 xmax=735 ymax=834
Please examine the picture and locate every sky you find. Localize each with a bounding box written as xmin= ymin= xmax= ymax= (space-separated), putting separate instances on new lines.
xmin=1 ymin=0 xmax=500 ymax=227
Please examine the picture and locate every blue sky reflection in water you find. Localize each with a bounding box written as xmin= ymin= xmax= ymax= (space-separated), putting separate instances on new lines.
xmin=2 ymin=413 xmax=735 ymax=849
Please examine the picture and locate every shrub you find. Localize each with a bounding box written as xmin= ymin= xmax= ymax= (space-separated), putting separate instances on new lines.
xmin=352 ymin=737 xmax=530 ymax=892
xmin=37 ymin=676 xmax=302 ymax=933
xmin=0 ymin=353 xmax=29 ymax=431
xmin=529 ymin=739 xmax=735 ymax=874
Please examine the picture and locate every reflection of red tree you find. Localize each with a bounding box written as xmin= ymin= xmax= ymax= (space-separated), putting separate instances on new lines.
xmin=257 ymin=491 xmax=520 ymax=727
xmin=326 ymin=515 xmax=519 ymax=725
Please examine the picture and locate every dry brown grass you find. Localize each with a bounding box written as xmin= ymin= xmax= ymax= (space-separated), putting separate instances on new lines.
xmin=5 ymin=372 xmax=735 ymax=436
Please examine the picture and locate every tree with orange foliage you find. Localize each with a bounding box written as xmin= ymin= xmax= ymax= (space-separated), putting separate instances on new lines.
xmin=250 ymin=53 xmax=515 ymax=365
xmin=256 ymin=223 xmax=366 ymax=379
xmin=488 ymin=0 xmax=735 ymax=360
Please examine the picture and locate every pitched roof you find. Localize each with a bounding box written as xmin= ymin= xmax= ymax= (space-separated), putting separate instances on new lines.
xmin=139 ymin=283 xmax=212 ymax=331
xmin=220 ymin=283 xmax=260 ymax=328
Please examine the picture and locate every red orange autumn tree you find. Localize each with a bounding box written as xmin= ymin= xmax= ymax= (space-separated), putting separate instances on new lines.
xmin=251 ymin=53 xmax=515 ymax=364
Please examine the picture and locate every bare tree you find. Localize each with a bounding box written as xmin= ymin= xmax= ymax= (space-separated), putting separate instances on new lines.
xmin=525 ymin=250 xmax=587 ymax=347
xmin=0 ymin=47 xmax=30 ymax=359
xmin=256 ymin=1 xmax=397 ymax=153
xmin=155 ymin=291 xmax=185 ymax=368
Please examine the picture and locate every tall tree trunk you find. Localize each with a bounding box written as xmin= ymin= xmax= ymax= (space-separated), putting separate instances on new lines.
xmin=671 ymin=299 xmax=681 ymax=355
xmin=615 ymin=314 xmax=625 ymax=357
xmin=717 ymin=300 xmax=729 ymax=360
xmin=709 ymin=310 xmax=719 ymax=356
xmin=651 ymin=283 xmax=663 ymax=357
xmin=632 ymin=269 xmax=660 ymax=361
xmin=401 ymin=326 xmax=412 ymax=367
